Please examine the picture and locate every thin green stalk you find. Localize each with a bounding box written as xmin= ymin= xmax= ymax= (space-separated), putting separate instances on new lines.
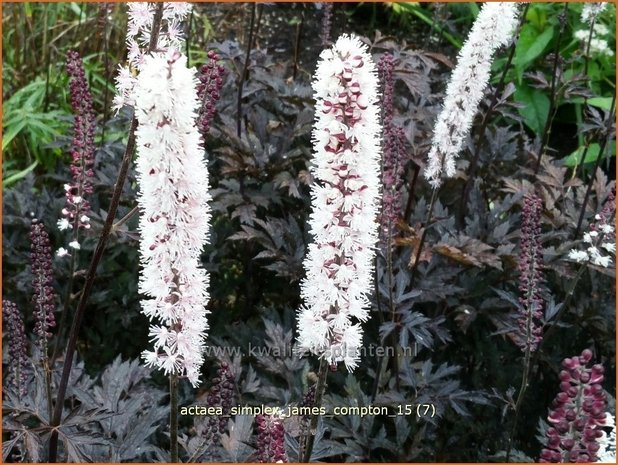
xmin=170 ymin=374 xmax=179 ymax=463
xmin=301 ymin=359 xmax=328 ymax=463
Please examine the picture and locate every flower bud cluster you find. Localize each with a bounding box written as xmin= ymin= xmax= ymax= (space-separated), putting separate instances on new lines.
xmin=114 ymin=2 xmax=192 ymax=111
xmin=30 ymin=219 xmax=56 ymax=355
xmin=136 ymin=50 xmax=211 ymax=387
xmin=2 ymin=300 xmax=28 ymax=396
xmin=296 ymin=35 xmax=382 ymax=371
xmin=424 ymin=2 xmax=519 ymax=188
xmin=58 ymin=51 xmax=95 ymax=239
xmin=569 ymin=188 xmax=615 ymax=267
xmin=197 ymin=50 xmax=225 ymax=137
xmin=378 ymin=53 xmax=406 ymax=238
xmin=517 ymin=194 xmax=544 ymax=352
xmin=320 ymin=3 xmax=334 ymax=47
xmin=540 ymin=349 xmax=607 ymax=462
xmin=255 ymin=414 xmax=288 ymax=463
xmin=197 ymin=361 xmax=236 ymax=445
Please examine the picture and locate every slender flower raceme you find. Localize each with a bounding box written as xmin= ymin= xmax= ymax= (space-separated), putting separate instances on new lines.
xmin=378 ymin=53 xmax=407 ymax=238
xmin=114 ymin=2 xmax=192 ymax=111
xmin=58 ymin=51 xmax=95 ymax=242
xmin=196 ymin=361 xmax=236 ymax=446
xmin=197 ymin=50 xmax=225 ymax=138
xmin=135 ymin=49 xmax=211 ymax=387
xmin=296 ymin=35 xmax=382 ymax=370
xmin=540 ymin=350 xmax=608 ymax=462
xmin=320 ymin=3 xmax=334 ymax=47
xmin=31 ymin=219 xmax=56 ymax=356
xmin=581 ymin=3 xmax=609 ymax=25
xmin=2 ymin=300 xmax=28 ymax=396
xmin=516 ymin=195 xmax=544 ymax=352
xmin=569 ymin=188 xmax=615 ymax=268
xmin=424 ymin=2 xmax=519 ymax=188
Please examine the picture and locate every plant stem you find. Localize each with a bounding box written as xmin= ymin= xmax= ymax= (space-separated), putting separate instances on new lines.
xmin=301 ymin=359 xmax=328 ymax=463
xmin=112 ymin=205 xmax=139 ymax=232
xmin=574 ymin=95 xmax=615 ymax=238
xmin=533 ymin=3 xmax=569 ymax=176
xmin=236 ymin=3 xmax=257 ymax=138
xmin=47 ymin=6 xmax=164 ymax=462
xmin=409 ymin=186 xmax=440 ymax=286
xmin=170 ymin=374 xmax=179 ymax=463
xmin=505 ymin=344 xmax=532 ymax=462
xmin=506 ymin=251 xmax=598 ymax=461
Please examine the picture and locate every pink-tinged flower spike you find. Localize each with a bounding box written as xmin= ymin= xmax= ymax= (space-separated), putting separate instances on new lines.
xmin=296 ymin=34 xmax=382 ymax=371
xmin=58 ymin=51 xmax=95 ymax=241
xmin=197 ymin=50 xmax=225 ymax=137
xmin=134 ymin=49 xmax=211 ymax=388
xmin=113 ymin=2 xmax=192 ymax=112
xmin=2 ymin=300 xmax=29 ymax=396
xmin=540 ymin=349 xmax=608 ymax=462
xmin=31 ymin=219 xmax=56 ymax=355
xmin=516 ymin=195 xmax=544 ymax=352
xmin=424 ymin=2 xmax=519 ymax=188
xmin=255 ymin=414 xmax=288 ymax=463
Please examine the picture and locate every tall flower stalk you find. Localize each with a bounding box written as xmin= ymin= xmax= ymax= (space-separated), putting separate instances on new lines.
xmin=424 ymin=2 xmax=519 ymax=188
xmin=134 ymin=48 xmax=211 ymax=462
xmin=296 ymin=34 xmax=381 ymax=371
xmin=30 ymin=219 xmax=56 ymax=419
xmin=296 ymin=34 xmax=381 ymax=462
xmin=506 ymin=195 xmax=546 ymax=461
xmin=2 ymin=300 xmax=28 ymax=397
xmin=52 ymin=50 xmax=96 ymax=365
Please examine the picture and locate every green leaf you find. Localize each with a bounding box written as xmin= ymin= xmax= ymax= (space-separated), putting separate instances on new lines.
xmin=513 ymin=25 xmax=555 ymax=80
xmin=514 ymin=86 xmax=550 ymax=135
xmin=2 ymin=160 xmax=38 ymax=188
xmin=562 ymin=142 xmax=616 ymax=167
xmin=588 ymin=97 xmax=614 ymax=110
xmin=2 ymin=118 xmax=27 ymax=151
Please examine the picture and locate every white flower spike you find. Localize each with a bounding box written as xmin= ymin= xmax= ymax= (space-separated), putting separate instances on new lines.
xmin=424 ymin=2 xmax=519 ymax=188
xmin=296 ymin=34 xmax=381 ymax=371
xmin=134 ymin=49 xmax=211 ymax=387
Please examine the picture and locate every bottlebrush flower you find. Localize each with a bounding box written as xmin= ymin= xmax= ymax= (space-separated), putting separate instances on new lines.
xmin=255 ymin=414 xmax=288 ymax=463
xmin=2 ymin=300 xmax=28 ymax=396
xmin=424 ymin=2 xmax=519 ymax=188
xmin=296 ymin=34 xmax=382 ymax=371
xmin=197 ymin=50 xmax=225 ymax=138
xmin=540 ymin=349 xmax=608 ymax=462
xmin=31 ymin=219 xmax=56 ymax=355
xmin=134 ymin=49 xmax=211 ymax=388
xmin=114 ymin=2 xmax=192 ymax=111
xmin=568 ymin=188 xmax=615 ymax=267
xmin=378 ymin=53 xmax=407 ymax=238
xmin=59 ymin=51 xmax=95 ymax=246
xmin=516 ymin=195 xmax=544 ymax=352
